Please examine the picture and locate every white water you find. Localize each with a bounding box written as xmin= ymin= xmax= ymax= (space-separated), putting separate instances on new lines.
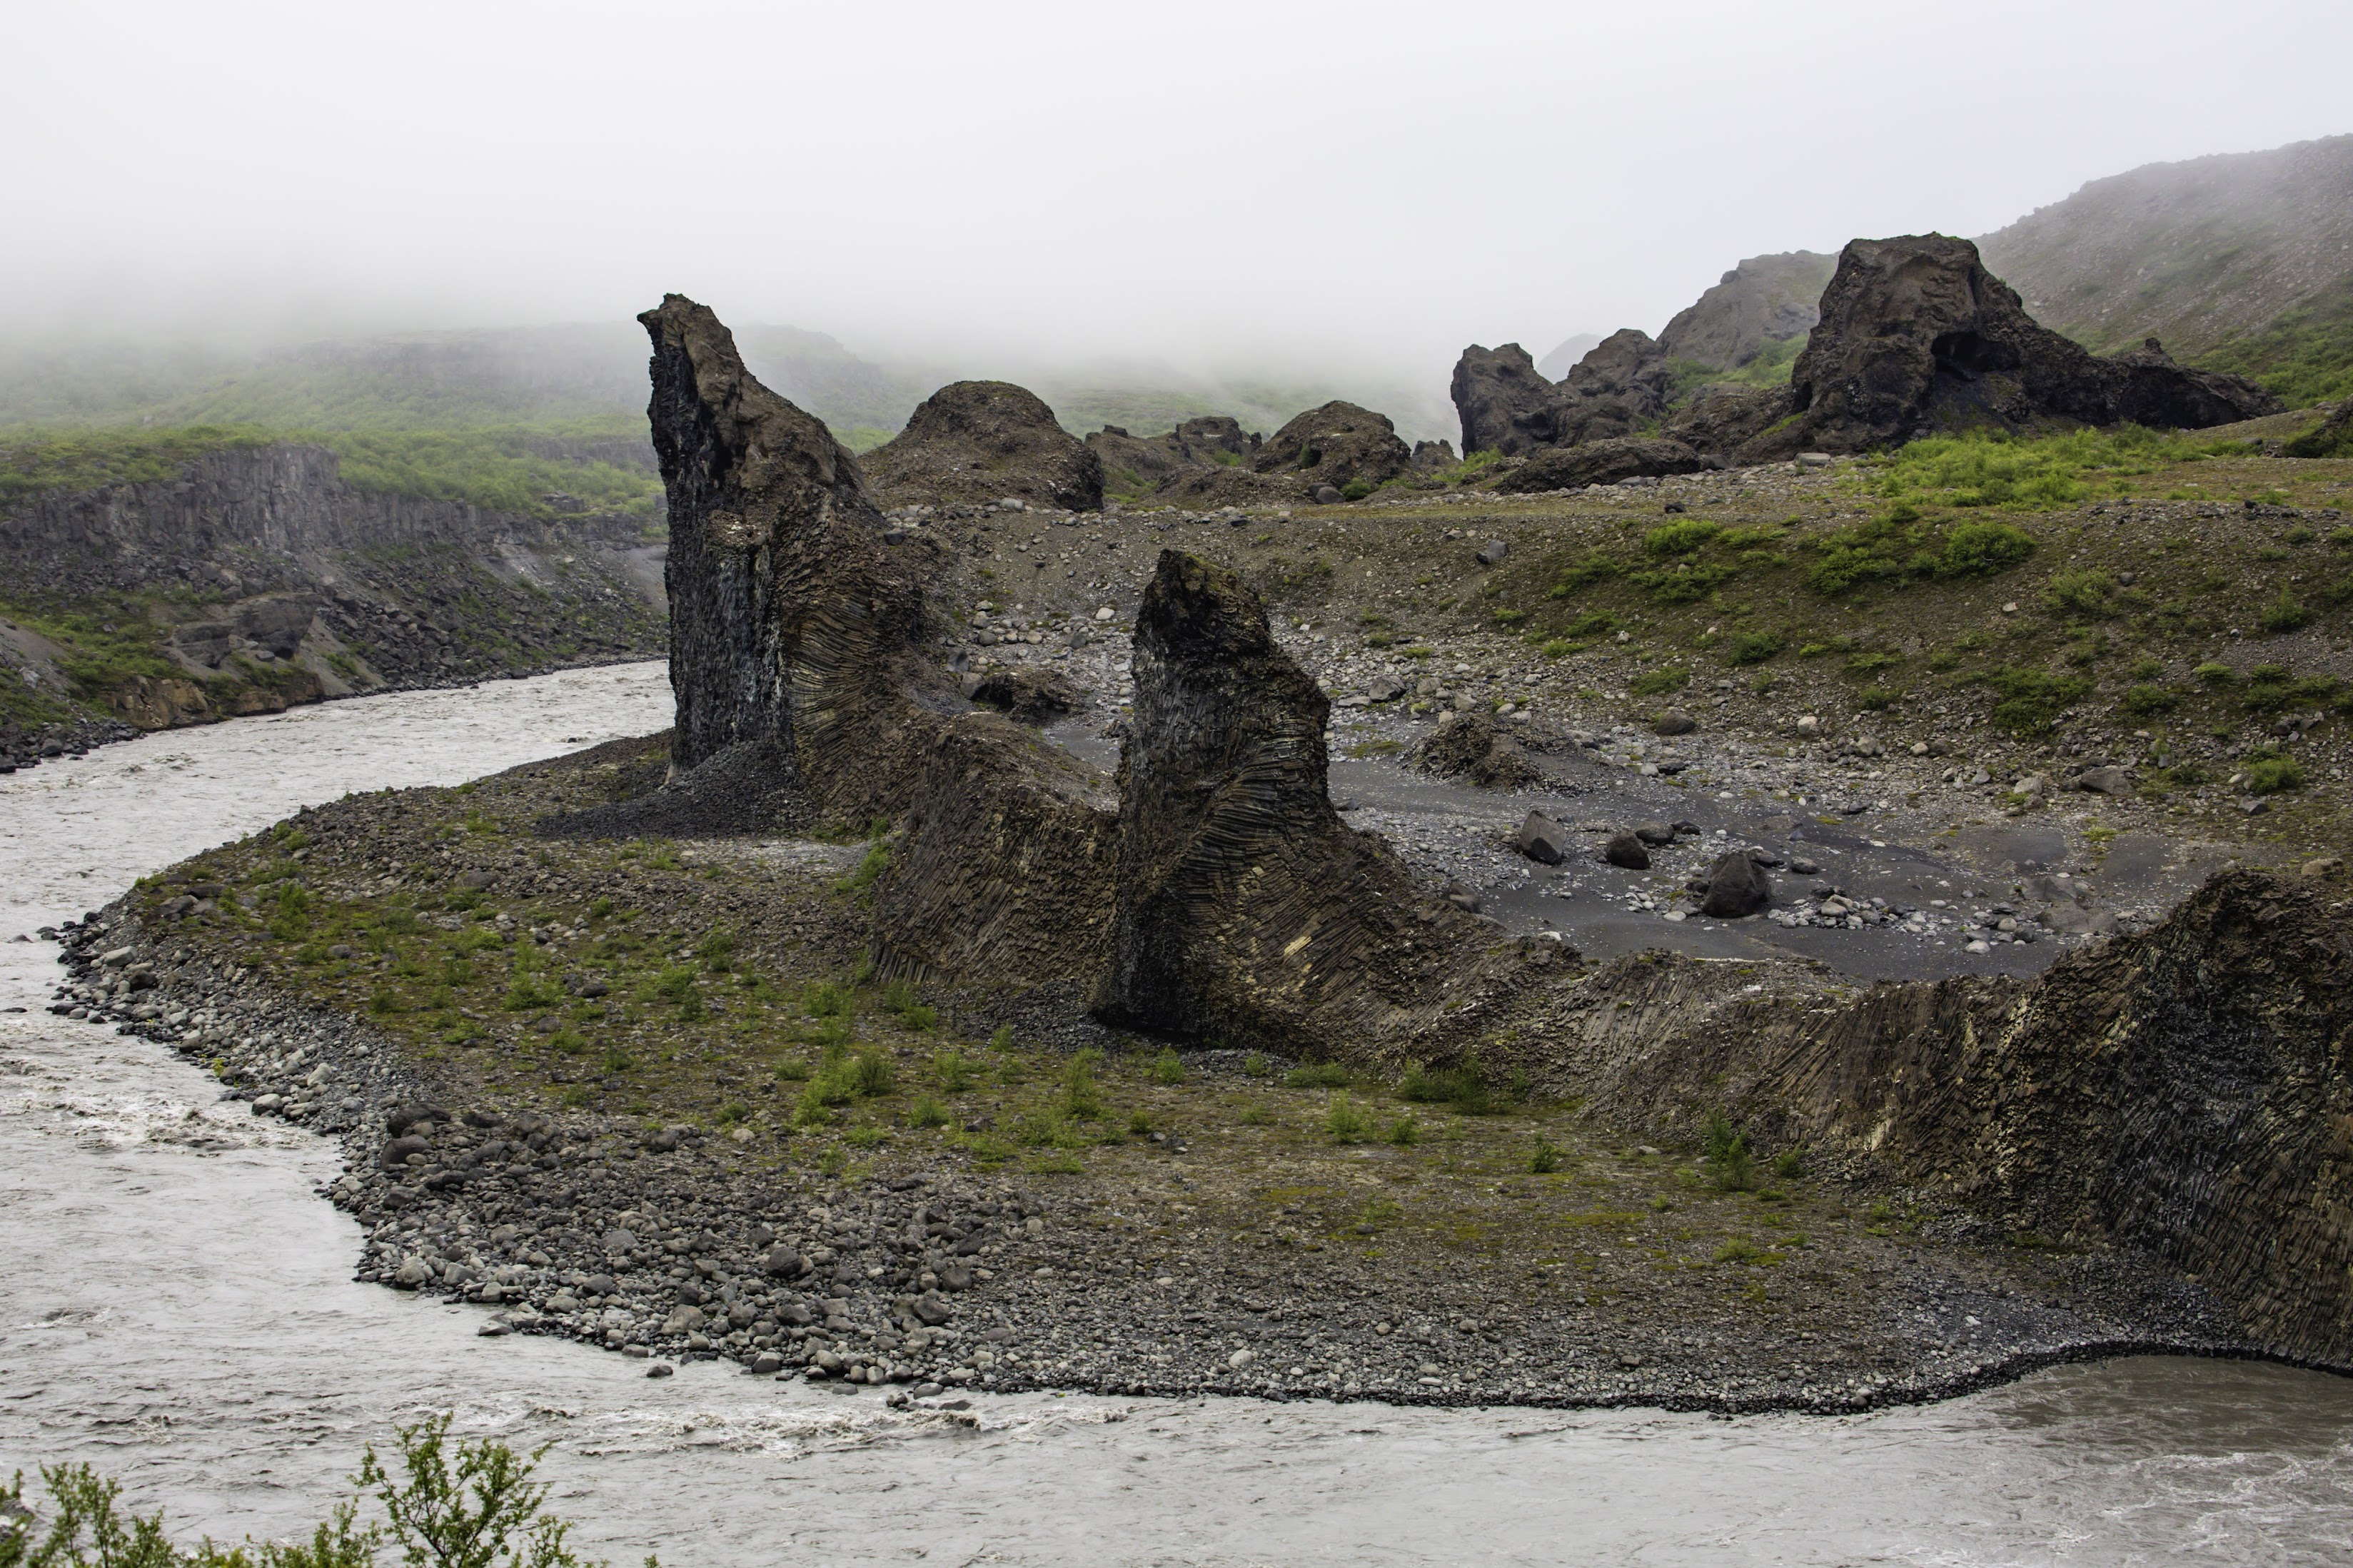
xmin=4 ymin=665 xmax=2351 ymax=1566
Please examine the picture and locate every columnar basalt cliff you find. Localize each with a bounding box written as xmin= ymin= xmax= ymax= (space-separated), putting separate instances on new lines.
xmin=1550 ymin=872 xmax=2353 ymax=1365
xmin=1094 ymin=551 xmax=1546 ymax=1054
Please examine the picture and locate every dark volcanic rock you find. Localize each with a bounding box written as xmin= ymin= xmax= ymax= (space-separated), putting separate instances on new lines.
xmin=2287 ymin=400 xmax=2353 ymax=458
xmin=1513 ymin=810 xmax=1568 ymax=865
xmin=1252 ymin=403 xmax=1413 ymax=490
xmin=1698 ymin=851 xmax=1771 ymax=917
xmin=1580 ymin=870 xmax=2353 ymax=1367
xmin=1603 ymin=834 xmax=1651 ymax=871
xmin=1451 ymin=331 xmax=1676 ymax=458
xmin=1411 ymin=712 xmax=1542 ymax=789
xmin=963 ymin=668 xmax=1079 ymax=724
xmin=1657 ymin=251 xmax=1836 ymax=370
xmin=1758 ymin=235 xmax=2280 ymax=457
xmin=1491 ymin=437 xmax=1705 ymax=494
xmin=1095 ymin=552 xmax=1527 ymax=1055
xmin=862 ymin=381 xmax=1105 ymax=512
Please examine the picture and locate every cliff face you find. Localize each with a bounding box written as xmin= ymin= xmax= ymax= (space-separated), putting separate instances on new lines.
xmin=0 ymin=442 xmax=667 ymax=742
xmin=1657 ymin=251 xmax=1835 ymax=370
xmin=1556 ymin=871 xmax=2353 ymax=1365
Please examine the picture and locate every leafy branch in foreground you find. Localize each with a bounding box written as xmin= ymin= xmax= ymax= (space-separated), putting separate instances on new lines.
xmin=0 ymin=1416 xmax=651 ymax=1568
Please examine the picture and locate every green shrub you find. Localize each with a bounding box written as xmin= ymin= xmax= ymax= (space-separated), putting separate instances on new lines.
xmin=1703 ymin=1110 xmax=1755 ymax=1192
xmin=1769 ymin=1148 xmax=1804 ymax=1178
xmin=835 ymin=836 xmax=892 ymax=899
xmin=1713 ymin=1237 xmax=1765 ymax=1264
xmin=1728 ymin=632 xmax=1783 ymax=665
xmin=932 ymin=1050 xmax=974 ymax=1092
xmin=2044 ymin=567 xmax=2119 ymax=617
xmin=1341 ymin=479 xmax=1374 ymax=501
xmin=1325 ymin=1093 xmax=1371 ymax=1144
xmin=1284 ymin=1062 xmax=1351 ymax=1088
xmin=1239 ymin=1103 xmax=1272 ymax=1126
xmin=1241 ymin=1051 xmax=1273 ymax=1078
xmin=2245 ymin=752 xmax=2307 ymax=794
xmin=1630 ymin=665 xmax=1689 ymax=697
xmin=910 ymin=1095 xmax=950 ymax=1128
xmin=1858 ymin=684 xmax=1901 ymax=711
xmin=1148 ymin=1047 xmax=1186 ymax=1085
xmin=1059 ymin=1049 xmax=1106 ymax=1119
xmin=1538 ymin=638 xmax=1576 ymax=658
xmin=2259 ymin=589 xmax=2314 ymax=633
xmin=2117 ymin=684 xmax=2180 ymax=719
xmin=1548 ymin=554 xmax=1622 ymax=595
xmin=1526 ymin=1139 xmax=1563 ymax=1174
xmin=1977 ymin=666 xmax=2091 ymax=736
xmin=1398 ymin=1060 xmax=1495 ymax=1114
xmin=1643 ymin=519 xmax=1723 ymax=557
xmin=850 ymin=1049 xmax=895 ymax=1098
xmin=2195 ymin=661 xmax=2237 ymax=684
xmin=1935 ymin=520 xmax=2037 ymax=577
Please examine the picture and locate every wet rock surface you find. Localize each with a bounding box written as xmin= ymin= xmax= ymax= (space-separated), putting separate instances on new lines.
xmin=1251 ymin=403 xmax=1414 ymax=492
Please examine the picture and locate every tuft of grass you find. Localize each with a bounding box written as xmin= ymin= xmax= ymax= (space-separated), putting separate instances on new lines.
xmin=1386 ymin=1113 xmax=1419 ymax=1145
xmin=1526 ymin=1138 xmax=1563 ymax=1174
xmin=1284 ymin=1062 xmax=1351 ymax=1089
xmin=932 ymin=1049 xmax=974 ymax=1092
xmin=1713 ymin=1237 xmax=1765 ymax=1264
xmin=1630 ymin=664 xmax=1689 ymax=697
xmin=910 ymin=1094 xmax=950 ymax=1128
xmin=1239 ymin=1103 xmax=1273 ymax=1126
xmin=1147 ymin=1047 xmax=1186 ymax=1085
xmin=1703 ymin=1110 xmax=1755 ymax=1192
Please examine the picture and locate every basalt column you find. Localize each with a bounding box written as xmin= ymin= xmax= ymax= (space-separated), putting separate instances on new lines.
xmin=1095 ymin=550 xmax=1539 ymax=1056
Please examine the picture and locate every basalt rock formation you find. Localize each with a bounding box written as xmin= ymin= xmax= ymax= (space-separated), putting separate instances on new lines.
xmin=1251 ymin=401 xmax=1414 ymax=490
xmin=1095 ymin=552 xmax=1548 ymax=1054
xmin=860 ymin=380 xmax=1104 ymax=512
xmin=1551 ymin=871 xmax=2353 ymax=1365
xmin=1490 ymin=436 xmax=1705 ymax=494
xmin=1451 ymin=331 xmax=1676 ymax=458
xmin=1762 ymin=235 xmax=2282 ymax=456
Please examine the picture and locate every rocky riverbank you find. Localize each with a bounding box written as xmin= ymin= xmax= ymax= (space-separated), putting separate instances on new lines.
xmin=37 ymin=729 xmax=2322 ymax=1417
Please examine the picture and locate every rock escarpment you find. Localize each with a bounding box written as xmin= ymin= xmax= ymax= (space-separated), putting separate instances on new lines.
xmin=860 ymin=380 xmax=1104 ymax=512
xmin=1555 ymin=871 xmax=2353 ymax=1365
xmin=1084 ymin=415 xmax=1261 ymax=495
xmin=1095 ymin=552 xmax=1541 ymax=1053
xmin=1768 ymin=235 xmax=2281 ymax=455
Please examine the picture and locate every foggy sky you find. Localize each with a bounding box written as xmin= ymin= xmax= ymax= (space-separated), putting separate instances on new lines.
xmin=8 ymin=0 xmax=2350 ymax=388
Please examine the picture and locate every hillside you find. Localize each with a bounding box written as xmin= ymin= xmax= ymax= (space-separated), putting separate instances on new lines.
xmin=1977 ymin=135 xmax=2353 ymax=403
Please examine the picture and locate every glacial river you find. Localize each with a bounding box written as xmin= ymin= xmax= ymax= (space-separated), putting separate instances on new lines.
xmin=3 ymin=664 xmax=2350 ymax=1566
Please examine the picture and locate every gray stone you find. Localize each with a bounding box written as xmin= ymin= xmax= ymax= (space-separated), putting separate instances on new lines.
xmin=1700 ymin=851 xmax=1772 ymax=918
xmin=1653 ymin=709 xmax=1696 ymax=737
xmin=1476 ymin=540 xmax=1510 ymax=567
xmin=1513 ymin=811 xmax=1568 ymax=866
xmin=1312 ymin=485 xmax=1342 ymax=505
xmin=393 ymin=1257 xmax=432 ymax=1288
xmin=1603 ymin=834 xmax=1651 ymax=870
xmin=2076 ymin=764 xmax=2132 ymax=795
xmin=1633 ymin=821 xmax=1676 ymax=846
xmin=1788 ymin=857 xmax=1820 ymax=876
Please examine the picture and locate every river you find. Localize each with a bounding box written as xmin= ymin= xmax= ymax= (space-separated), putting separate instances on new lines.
xmin=4 ymin=664 xmax=2349 ymax=1565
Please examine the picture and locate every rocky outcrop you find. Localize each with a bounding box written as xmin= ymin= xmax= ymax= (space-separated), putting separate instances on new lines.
xmin=1556 ymin=871 xmax=2353 ymax=1366
xmin=1251 ymin=402 xmax=1414 ymax=490
xmin=2287 ymin=400 xmax=2353 ymax=458
xmin=860 ymin=380 xmax=1104 ymax=512
xmin=1409 ymin=711 xmax=1543 ymax=787
xmin=1760 ymin=235 xmax=2281 ymax=457
xmin=1085 ymin=415 xmax=1261 ymax=496
xmin=1450 ymin=331 xmax=1675 ymax=457
xmin=1657 ymin=251 xmax=1835 ymax=370
xmin=1095 ymin=552 xmax=1546 ymax=1054
xmin=1491 ymin=437 xmax=1706 ymax=493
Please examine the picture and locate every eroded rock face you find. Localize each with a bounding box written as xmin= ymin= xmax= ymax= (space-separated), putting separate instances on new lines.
xmin=1450 ymin=331 xmax=1675 ymax=457
xmin=1566 ymin=871 xmax=2353 ymax=1365
xmin=1410 ymin=711 xmax=1542 ymax=788
xmin=1768 ymin=235 xmax=2280 ymax=456
xmin=862 ymin=380 xmax=1104 ymax=512
xmin=1252 ymin=402 xmax=1413 ymax=490
xmin=1657 ymin=251 xmax=1835 ymax=370
xmin=1097 ymin=551 xmax=1527 ymax=1053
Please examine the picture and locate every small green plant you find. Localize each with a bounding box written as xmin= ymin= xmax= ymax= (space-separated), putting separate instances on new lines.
xmin=2244 ymin=750 xmax=2307 ymax=794
xmin=2259 ymin=588 xmax=2314 ymax=634
xmin=1703 ymin=1110 xmax=1755 ymax=1192
xmin=1526 ymin=1138 xmax=1563 ymax=1174
xmin=1325 ymin=1093 xmax=1371 ymax=1144
xmin=1127 ymin=1109 xmax=1152 ymax=1135
xmin=772 ymin=1057 xmax=810 ymax=1082
xmin=1769 ymin=1148 xmax=1804 ymax=1178
xmin=1059 ymin=1048 xmax=1106 ymax=1120
xmin=1239 ymin=1103 xmax=1272 ymax=1126
xmin=2195 ymin=660 xmax=2237 ymax=684
xmin=1386 ymin=1113 xmax=1419 ymax=1145
xmin=835 ymin=834 xmax=892 ymax=899
xmin=1713 ymin=1237 xmax=1765 ymax=1264
xmin=1643 ymin=518 xmax=1723 ymax=557
xmin=989 ymin=1024 xmax=1015 ymax=1052
xmin=1630 ymin=664 xmax=1689 ymax=697
xmin=849 ymin=1049 xmax=895 ymax=1098
xmin=695 ymin=926 xmax=737 ymax=973
xmin=2044 ymin=567 xmax=2119 ymax=618
xmin=1147 ymin=1047 xmax=1186 ymax=1085
xmin=1728 ymin=631 xmax=1783 ymax=665
xmin=932 ymin=1049 xmax=974 ymax=1092
xmin=1284 ymin=1062 xmax=1351 ymax=1088
xmin=715 ymin=1099 xmax=752 ymax=1126
xmin=1397 ymin=1059 xmax=1494 ymax=1114
xmin=910 ymin=1094 xmax=950 ymax=1128
xmin=1241 ymin=1051 xmax=1274 ymax=1078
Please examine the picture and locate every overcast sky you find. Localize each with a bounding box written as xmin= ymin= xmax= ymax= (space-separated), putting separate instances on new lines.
xmin=7 ymin=0 xmax=2350 ymax=385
